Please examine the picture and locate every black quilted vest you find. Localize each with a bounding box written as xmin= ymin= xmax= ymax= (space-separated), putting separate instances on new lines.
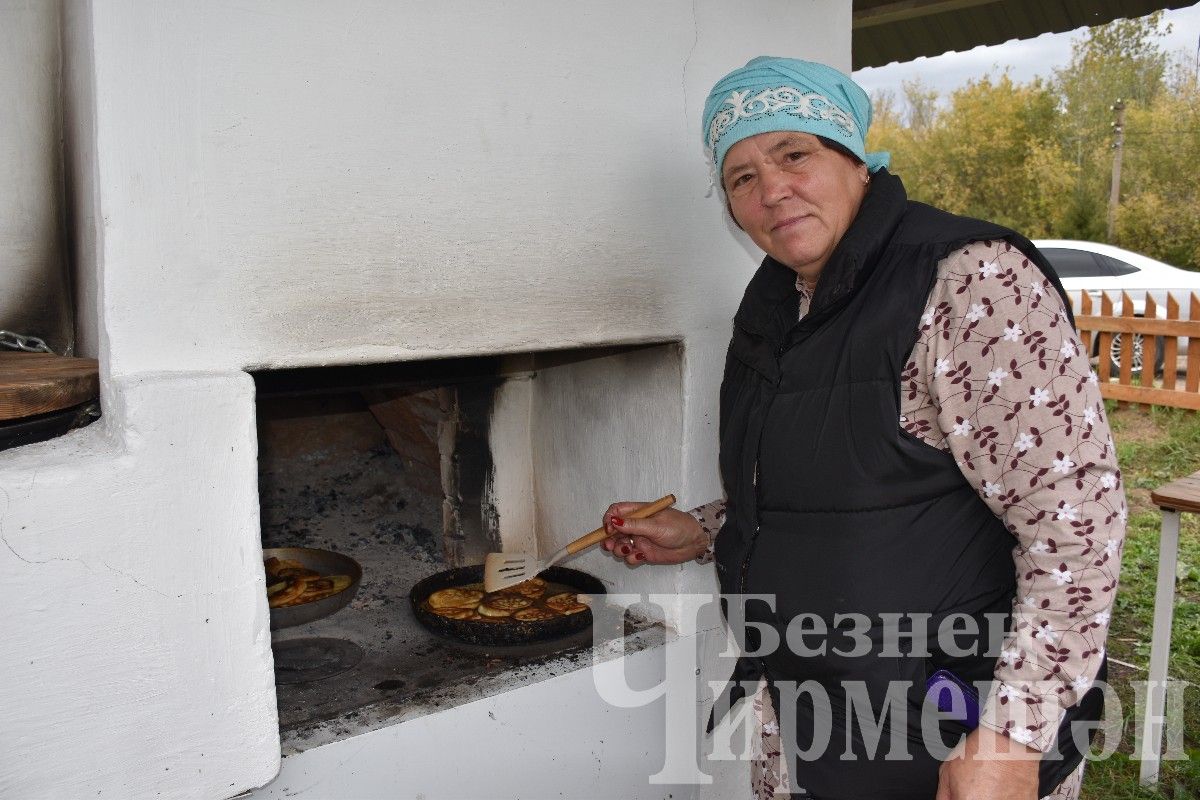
xmin=713 ymin=169 xmax=1099 ymax=799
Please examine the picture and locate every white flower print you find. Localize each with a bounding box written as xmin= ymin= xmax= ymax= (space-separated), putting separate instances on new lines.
xmin=1030 ymin=280 xmax=1045 ymax=297
xmin=1035 ymin=622 xmax=1059 ymax=643
xmin=979 ymin=259 xmax=1000 ymax=278
xmin=1083 ymin=407 xmax=1097 ymax=427
xmin=1071 ymin=674 xmax=1092 ymax=692
xmin=997 ymin=683 xmax=1019 ymax=701
xmin=762 ymin=721 xmax=779 ymax=736
xmin=1052 ymin=456 xmax=1076 ymax=475
xmin=1094 ymin=610 xmax=1111 ymax=626
xmin=1029 ymin=540 xmax=1050 ymax=554
xmin=1104 ymin=539 xmax=1119 ymax=556
xmin=921 ymin=309 xmax=935 ymax=328
xmin=1029 ymin=387 xmax=1051 ymax=407
xmin=1119 ymin=506 xmax=1128 ymax=524
xmin=1010 ymin=728 xmax=1036 ymax=745
xmin=952 ymin=419 xmax=973 ymax=437
xmin=1015 ymin=432 xmax=1036 ymax=452
xmin=987 ymin=368 xmax=1009 ymax=388
xmin=1060 ymin=340 xmax=1076 ymax=360
xmin=1056 ymin=502 xmax=1078 ymax=522
xmin=1001 ymin=647 xmax=1021 ymax=664
xmin=1100 ymin=473 xmax=1117 ymax=489
xmin=936 ymin=357 xmax=952 ymax=375
xmin=1087 ymin=370 xmax=1099 ymax=385
xmin=966 ymin=303 xmax=987 ymax=323
xmin=1023 ymin=595 xmax=1039 ymax=608
xmin=1003 ymin=323 xmax=1023 ymax=342
xmin=983 ymin=481 xmax=1002 ymax=498
xmin=1050 ymin=566 xmax=1074 ymax=586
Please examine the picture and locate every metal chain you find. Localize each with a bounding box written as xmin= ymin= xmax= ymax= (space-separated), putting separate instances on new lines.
xmin=0 ymin=330 xmax=55 ymax=353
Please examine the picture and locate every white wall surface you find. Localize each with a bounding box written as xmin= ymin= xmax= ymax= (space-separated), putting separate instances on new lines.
xmin=0 ymin=0 xmax=73 ymax=354
xmin=246 ymin=631 xmax=729 ymax=800
xmin=1 ymin=1 xmax=850 ymax=798
xmin=87 ymin=0 xmax=847 ymax=378
xmin=0 ymin=374 xmax=279 ymax=799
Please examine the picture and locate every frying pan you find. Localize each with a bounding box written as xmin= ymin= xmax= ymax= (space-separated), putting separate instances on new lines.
xmin=410 ymin=564 xmax=605 ymax=646
xmin=265 ymin=546 xmax=363 ymax=631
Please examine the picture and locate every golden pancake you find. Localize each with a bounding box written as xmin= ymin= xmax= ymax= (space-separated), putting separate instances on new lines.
xmin=431 ymin=606 xmax=476 ymax=620
xmin=509 ymin=577 xmax=547 ymax=599
xmin=481 ymin=594 xmax=533 ymax=612
xmin=428 ymin=587 xmax=486 ymax=609
xmin=513 ymin=607 xmax=557 ymax=621
xmin=545 ymin=592 xmax=588 ymax=615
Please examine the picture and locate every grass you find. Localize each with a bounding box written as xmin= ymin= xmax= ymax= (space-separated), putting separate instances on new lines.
xmin=1079 ymin=404 xmax=1200 ymax=799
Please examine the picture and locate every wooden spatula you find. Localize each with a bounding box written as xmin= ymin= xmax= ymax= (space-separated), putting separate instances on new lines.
xmin=483 ymin=494 xmax=676 ymax=592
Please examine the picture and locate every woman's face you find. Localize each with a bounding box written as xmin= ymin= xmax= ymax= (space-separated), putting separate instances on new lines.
xmin=722 ymin=131 xmax=869 ymax=280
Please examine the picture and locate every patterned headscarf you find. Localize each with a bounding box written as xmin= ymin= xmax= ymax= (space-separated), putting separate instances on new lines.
xmin=702 ymin=56 xmax=890 ymax=189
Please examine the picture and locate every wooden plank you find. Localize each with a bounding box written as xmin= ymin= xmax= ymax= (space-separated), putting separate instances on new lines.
xmin=1151 ymin=471 xmax=1200 ymax=515
xmin=0 ymin=353 xmax=99 ymax=421
xmin=1078 ymin=292 xmax=1094 ymax=356
xmin=1163 ymin=294 xmax=1180 ymax=392
xmin=1188 ymin=294 xmax=1200 ymax=394
xmin=1099 ymin=382 xmax=1200 ymax=411
xmin=1098 ymin=294 xmax=1114 ymax=383
xmin=1073 ymin=316 xmax=1200 ymax=337
xmin=1142 ymin=294 xmax=1158 ymax=391
xmin=1118 ymin=291 xmax=1135 ymax=391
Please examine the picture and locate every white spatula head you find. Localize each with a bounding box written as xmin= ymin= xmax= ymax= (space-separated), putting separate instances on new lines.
xmin=483 ymin=551 xmax=544 ymax=593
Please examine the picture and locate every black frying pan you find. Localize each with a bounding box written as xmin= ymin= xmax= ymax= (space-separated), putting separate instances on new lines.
xmin=410 ymin=564 xmax=604 ymax=646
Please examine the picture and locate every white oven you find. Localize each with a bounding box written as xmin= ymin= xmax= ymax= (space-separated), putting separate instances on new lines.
xmin=0 ymin=2 xmax=849 ymax=797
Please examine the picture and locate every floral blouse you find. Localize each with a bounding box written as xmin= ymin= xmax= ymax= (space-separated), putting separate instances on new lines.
xmin=691 ymin=240 xmax=1125 ymax=800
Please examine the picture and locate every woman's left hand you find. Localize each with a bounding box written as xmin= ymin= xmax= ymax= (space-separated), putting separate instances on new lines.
xmin=935 ymin=727 xmax=1041 ymax=800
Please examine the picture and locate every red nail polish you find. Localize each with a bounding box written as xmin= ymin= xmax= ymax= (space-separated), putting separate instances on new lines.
xmin=635 ymin=552 xmax=646 ymax=561
xmin=620 ymin=546 xmax=631 ymax=555
xmin=612 ymin=517 xmax=625 ymax=527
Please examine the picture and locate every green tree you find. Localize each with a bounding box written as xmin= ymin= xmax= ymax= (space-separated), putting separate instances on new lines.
xmin=1052 ymin=12 xmax=1171 ymax=246
xmin=868 ymin=73 xmax=1075 ymax=236
xmin=1115 ymin=69 xmax=1200 ymax=269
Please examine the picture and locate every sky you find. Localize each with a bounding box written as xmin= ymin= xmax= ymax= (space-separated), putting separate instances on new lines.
xmin=852 ymin=2 xmax=1200 ymax=106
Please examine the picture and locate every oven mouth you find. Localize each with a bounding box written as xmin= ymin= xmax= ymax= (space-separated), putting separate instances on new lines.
xmin=252 ymin=343 xmax=679 ymax=753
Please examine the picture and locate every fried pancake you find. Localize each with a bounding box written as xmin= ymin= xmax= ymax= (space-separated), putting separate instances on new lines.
xmin=428 ymin=587 xmax=486 ymax=609
xmin=268 ymin=578 xmax=309 ymax=607
xmin=431 ymin=606 xmax=476 ymax=620
xmin=513 ymin=607 xmax=557 ymax=621
xmin=476 ymin=592 xmax=536 ymax=617
xmin=276 ymin=566 xmax=321 ymax=580
xmin=544 ymin=592 xmax=588 ymax=615
xmin=509 ymin=577 xmax=547 ymax=599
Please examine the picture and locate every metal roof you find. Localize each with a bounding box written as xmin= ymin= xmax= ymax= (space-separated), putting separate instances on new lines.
xmin=853 ymin=0 xmax=1196 ymax=69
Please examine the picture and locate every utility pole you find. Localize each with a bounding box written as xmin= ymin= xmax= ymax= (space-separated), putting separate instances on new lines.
xmin=1107 ymin=98 xmax=1125 ymax=242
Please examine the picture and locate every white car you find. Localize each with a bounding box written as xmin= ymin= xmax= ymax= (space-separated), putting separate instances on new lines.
xmin=1032 ymin=240 xmax=1200 ymax=374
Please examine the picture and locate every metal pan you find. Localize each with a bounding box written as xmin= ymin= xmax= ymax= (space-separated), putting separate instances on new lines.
xmin=410 ymin=564 xmax=604 ymax=646
xmin=265 ymin=546 xmax=362 ymax=631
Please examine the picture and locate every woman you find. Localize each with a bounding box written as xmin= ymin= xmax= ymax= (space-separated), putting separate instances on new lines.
xmin=602 ymin=57 xmax=1124 ymax=800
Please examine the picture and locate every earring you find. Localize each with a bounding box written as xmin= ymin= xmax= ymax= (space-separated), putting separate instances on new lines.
xmin=862 ymin=174 xmax=871 ymax=185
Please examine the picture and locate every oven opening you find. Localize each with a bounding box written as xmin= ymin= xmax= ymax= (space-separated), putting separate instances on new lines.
xmin=252 ymin=343 xmax=680 ymax=753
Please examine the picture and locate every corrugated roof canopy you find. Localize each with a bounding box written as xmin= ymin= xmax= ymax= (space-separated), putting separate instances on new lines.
xmin=853 ymin=0 xmax=1195 ymax=69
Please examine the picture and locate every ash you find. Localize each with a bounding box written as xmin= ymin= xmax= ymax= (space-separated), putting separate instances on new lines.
xmin=256 ymin=393 xmax=655 ymax=754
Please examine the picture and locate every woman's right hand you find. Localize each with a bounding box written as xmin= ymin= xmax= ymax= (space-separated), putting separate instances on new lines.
xmin=600 ymin=502 xmax=708 ymax=566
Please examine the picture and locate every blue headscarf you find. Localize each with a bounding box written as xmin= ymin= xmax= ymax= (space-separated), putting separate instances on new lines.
xmin=702 ymin=56 xmax=890 ymax=189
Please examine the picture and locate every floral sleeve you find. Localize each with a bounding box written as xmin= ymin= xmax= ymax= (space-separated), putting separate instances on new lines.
xmin=903 ymin=239 xmax=1126 ymax=752
xmin=687 ymin=499 xmax=726 ymax=564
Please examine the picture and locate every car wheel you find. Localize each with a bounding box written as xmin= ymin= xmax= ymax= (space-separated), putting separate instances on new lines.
xmin=1107 ymin=332 xmax=1166 ymax=376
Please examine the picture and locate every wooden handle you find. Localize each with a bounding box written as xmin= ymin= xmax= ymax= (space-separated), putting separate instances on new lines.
xmin=566 ymin=494 xmax=677 ymax=555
